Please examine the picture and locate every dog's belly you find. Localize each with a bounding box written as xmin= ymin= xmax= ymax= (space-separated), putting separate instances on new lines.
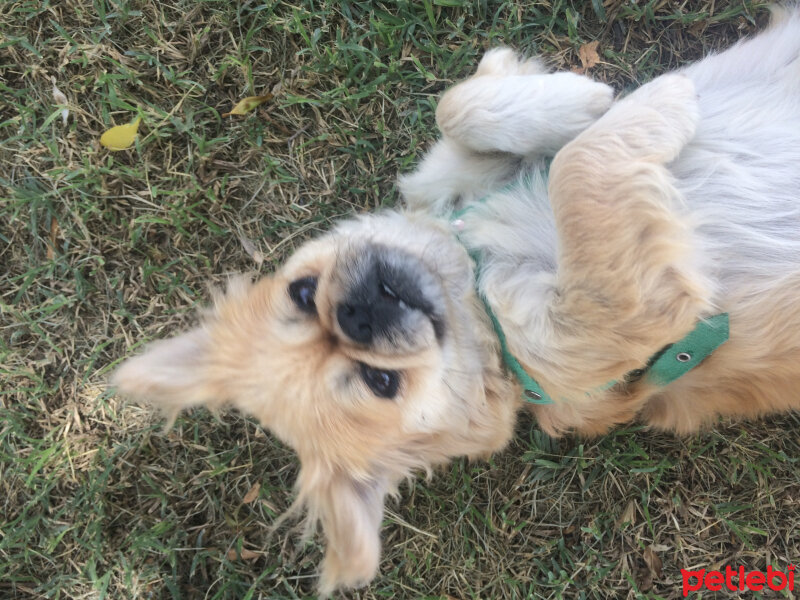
xmin=467 ymin=82 xmax=800 ymax=306
xmin=639 ymin=36 xmax=800 ymax=429
xmin=672 ymin=93 xmax=800 ymax=298
xmin=672 ymin=25 xmax=800 ymax=298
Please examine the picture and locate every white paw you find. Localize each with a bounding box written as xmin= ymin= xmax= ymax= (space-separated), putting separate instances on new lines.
xmin=436 ymin=71 xmax=614 ymax=155
xmin=474 ymin=47 xmax=547 ymax=77
xmin=605 ymin=74 xmax=699 ymax=160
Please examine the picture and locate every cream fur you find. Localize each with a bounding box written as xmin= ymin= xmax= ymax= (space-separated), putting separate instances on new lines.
xmin=114 ymin=10 xmax=800 ymax=595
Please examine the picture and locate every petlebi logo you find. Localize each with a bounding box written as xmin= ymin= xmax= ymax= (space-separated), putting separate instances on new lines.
xmin=682 ymin=565 xmax=796 ymax=596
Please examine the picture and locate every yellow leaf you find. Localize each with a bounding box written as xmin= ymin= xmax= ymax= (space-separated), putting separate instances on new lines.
xmin=222 ymin=94 xmax=273 ymax=117
xmin=100 ymin=117 xmax=142 ymax=151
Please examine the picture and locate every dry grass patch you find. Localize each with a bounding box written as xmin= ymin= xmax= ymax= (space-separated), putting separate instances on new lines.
xmin=3 ymin=1 xmax=798 ymax=599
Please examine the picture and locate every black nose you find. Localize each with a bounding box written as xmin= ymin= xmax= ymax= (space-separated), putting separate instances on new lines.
xmin=337 ymin=303 xmax=374 ymax=343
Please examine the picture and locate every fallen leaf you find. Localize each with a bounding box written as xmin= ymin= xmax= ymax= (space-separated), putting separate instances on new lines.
xmin=222 ymin=94 xmax=273 ymax=117
xmin=226 ymin=547 xmax=261 ymax=561
xmin=51 ymin=77 xmax=69 ymax=125
xmin=578 ymin=40 xmax=601 ymax=71
xmin=100 ymin=117 xmax=142 ymax=151
xmin=689 ymin=21 xmax=707 ymax=38
xmin=240 ymin=548 xmax=260 ymax=560
xmin=616 ymin=499 xmax=636 ymax=527
xmin=238 ymin=234 xmax=264 ymax=267
xmin=638 ymin=568 xmax=654 ymax=592
xmin=643 ymin=545 xmax=663 ymax=579
xmin=242 ymin=482 xmax=260 ymax=504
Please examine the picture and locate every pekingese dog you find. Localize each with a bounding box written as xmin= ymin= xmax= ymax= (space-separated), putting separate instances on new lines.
xmin=114 ymin=7 xmax=800 ymax=595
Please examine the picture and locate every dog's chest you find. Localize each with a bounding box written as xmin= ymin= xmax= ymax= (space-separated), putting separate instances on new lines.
xmin=456 ymin=169 xmax=558 ymax=278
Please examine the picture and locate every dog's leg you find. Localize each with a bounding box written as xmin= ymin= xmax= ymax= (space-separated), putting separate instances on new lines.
xmin=490 ymin=74 xmax=716 ymax=434
xmin=436 ymin=63 xmax=613 ymax=156
xmin=398 ymin=136 xmax=522 ymax=216
xmin=399 ymin=48 xmax=613 ymax=214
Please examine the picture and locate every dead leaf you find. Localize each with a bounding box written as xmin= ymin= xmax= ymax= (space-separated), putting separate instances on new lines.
xmin=241 ymin=548 xmax=261 ymax=560
xmin=51 ymin=77 xmax=69 ymax=125
xmin=616 ymin=499 xmax=636 ymax=527
xmin=643 ymin=545 xmax=663 ymax=579
xmin=238 ymin=234 xmax=264 ymax=267
xmin=222 ymin=94 xmax=273 ymax=117
xmin=689 ymin=21 xmax=707 ymax=38
xmin=578 ymin=40 xmax=601 ymax=72
xmin=242 ymin=482 xmax=260 ymax=504
xmin=638 ymin=568 xmax=654 ymax=592
xmin=226 ymin=547 xmax=261 ymax=561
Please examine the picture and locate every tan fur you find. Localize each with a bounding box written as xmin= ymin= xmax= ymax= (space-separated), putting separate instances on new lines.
xmin=114 ymin=231 xmax=518 ymax=595
xmin=641 ymin=272 xmax=800 ymax=433
xmin=114 ymin=14 xmax=800 ymax=595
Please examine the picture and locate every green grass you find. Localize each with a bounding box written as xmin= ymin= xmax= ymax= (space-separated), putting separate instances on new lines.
xmin=3 ymin=0 xmax=799 ymax=598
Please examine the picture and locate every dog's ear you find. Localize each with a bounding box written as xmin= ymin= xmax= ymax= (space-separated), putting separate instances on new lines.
xmin=296 ymin=466 xmax=390 ymax=596
xmin=112 ymin=276 xmax=273 ymax=420
xmin=112 ymin=327 xmax=224 ymax=419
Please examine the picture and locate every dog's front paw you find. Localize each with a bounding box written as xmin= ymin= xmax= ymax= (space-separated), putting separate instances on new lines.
xmin=436 ymin=71 xmax=613 ymax=155
xmin=600 ymin=74 xmax=700 ymax=162
xmin=643 ymin=74 xmax=700 ymax=150
xmin=474 ymin=47 xmax=547 ymax=77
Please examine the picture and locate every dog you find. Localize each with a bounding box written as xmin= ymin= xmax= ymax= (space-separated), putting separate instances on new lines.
xmin=114 ymin=8 xmax=800 ymax=595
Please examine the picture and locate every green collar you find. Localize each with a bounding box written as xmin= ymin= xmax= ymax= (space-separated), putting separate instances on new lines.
xmin=452 ymin=192 xmax=729 ymax=405
xmin=470 ymin=245 xmax=729 ymax=404
xmin=641 ymin=312 xmax=730 ymax=387
xmin=474 ymin=278 xmax=552 ymax=403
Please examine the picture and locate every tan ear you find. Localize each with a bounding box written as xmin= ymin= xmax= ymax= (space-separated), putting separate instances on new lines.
xmin=296 ymin=467 xmax=389 ymax=597
xmin=112 ymin=327 xmax=223 ymax=418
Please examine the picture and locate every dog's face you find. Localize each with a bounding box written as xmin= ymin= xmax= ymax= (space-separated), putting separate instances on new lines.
xmin=113 ymin=211 xmax=517 ymax=594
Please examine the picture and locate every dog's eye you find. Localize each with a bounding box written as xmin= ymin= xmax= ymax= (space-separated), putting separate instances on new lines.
xmin=359 ymin=363 xmax=400 ymax=399
xmin=288 ymin=277 xmax=318 ymax=315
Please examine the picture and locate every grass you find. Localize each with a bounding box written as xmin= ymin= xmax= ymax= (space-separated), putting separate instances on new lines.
xmin=2 ymin=0 xmax=798 ymax=598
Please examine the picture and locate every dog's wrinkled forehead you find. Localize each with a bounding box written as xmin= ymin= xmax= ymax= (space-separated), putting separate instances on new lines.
xmin=328 ymin=241 xmax=446 ymax=354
